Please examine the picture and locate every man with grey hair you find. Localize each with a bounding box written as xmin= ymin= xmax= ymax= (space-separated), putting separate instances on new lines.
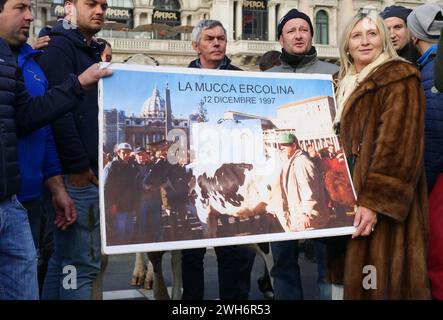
xmin=182 ymin=19 xmax=255 ymax=300
xmin=188 ymin=19 xmax=241 ymax=70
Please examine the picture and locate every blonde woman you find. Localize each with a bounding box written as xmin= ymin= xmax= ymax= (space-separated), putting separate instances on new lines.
xmin=329 ymin=10 xmax=430 ymax=299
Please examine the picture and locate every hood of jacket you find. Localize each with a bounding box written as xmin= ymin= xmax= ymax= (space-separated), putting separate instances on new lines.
xmin=49 ymin=20 xmax=105 ymax=53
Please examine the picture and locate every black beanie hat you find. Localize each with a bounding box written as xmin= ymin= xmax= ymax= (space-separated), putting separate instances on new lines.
xmin=380 ymin=5 xmax=412 ymax=24
xmin=277 ymin=9 xmax=314 ymax=38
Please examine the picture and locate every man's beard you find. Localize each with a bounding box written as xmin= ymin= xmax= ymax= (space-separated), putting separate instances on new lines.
xmin=84 ymin=25 xmax=103 ymax=37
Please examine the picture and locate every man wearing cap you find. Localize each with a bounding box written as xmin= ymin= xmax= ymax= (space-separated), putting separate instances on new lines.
xmin=273 ymin=133 xmax=329 ymax=299
xmin=278 ymin=132 xmax=328 ymax=230
xmin=408 ymin=3 xmax=443 ymax=193
xmin=408 ymin=3 xmax=443 ymax=300
xmin=103 ymin=143 xmax=138 ymax=245
xmin=380 ymin=5 xmax=420 ymax=63
xmin=268 ymin=9 xmax=338 ymax=300
xmin=269 ymin=9 xmax=338 ymax=74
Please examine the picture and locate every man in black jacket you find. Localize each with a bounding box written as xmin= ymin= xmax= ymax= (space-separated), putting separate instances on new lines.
xmin=37 ymin=0 xmax=109 ymax=299
xmin=380 ymin=5 xmax=421 ymax=63
xmin=0 ymin=0 xmax=111 ymax=300
xmin=103 ymin=143 xmax=138 ymax=245
xmin=182 ymin=19 xmax=256 ymax=300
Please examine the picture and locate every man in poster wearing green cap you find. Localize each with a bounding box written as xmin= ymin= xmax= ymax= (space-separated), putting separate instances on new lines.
xmin=278 ymin=132 xmax=329 ymax=232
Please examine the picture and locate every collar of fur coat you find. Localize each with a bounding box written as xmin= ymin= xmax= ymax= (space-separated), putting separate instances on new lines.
xmin=334 ymin=52 xmax=393 ymax=125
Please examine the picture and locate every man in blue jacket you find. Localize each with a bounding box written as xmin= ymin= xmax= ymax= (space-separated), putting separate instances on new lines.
xmin=408 ymin=3 xmax=443 ymax=301
xmin=408 ymin=3 xmax=443 ymax=193
xmin=13 ymin=6 xmax=78 ymax=297
xmin=435 ymin=27 xmax=443 ymax=92
xmin=37 ymin=0 xmax=109 ymax=299
xmin=0 ymin=0 xmax=111 ymax=300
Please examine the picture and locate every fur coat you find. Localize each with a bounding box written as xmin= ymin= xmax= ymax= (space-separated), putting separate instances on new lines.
xmin=329 ymin=60 xmax=431 ymax=299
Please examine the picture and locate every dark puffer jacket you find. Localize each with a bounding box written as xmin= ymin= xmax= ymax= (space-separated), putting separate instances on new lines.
xmin=0 ymin=38 xmax=83 ymax=201
xmin=188 ymin=57 xmax=241 ymax=70
xmin=418 ymin=47 xmax=443 ymax=193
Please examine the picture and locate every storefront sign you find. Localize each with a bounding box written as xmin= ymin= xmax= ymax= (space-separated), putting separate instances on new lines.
xmin=51 ymin=4 xmax=132 ymax=21
xmin=153 ymin=9 xmax=181 ymax=22
xmin=106 ymin=8 xmax=132 ymax=20
xmin=243 ymin=0 xmax=267 ymax=10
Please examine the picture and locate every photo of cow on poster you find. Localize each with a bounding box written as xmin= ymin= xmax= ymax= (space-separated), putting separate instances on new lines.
xmin=99 ymin=64 xmax=356 ymax=254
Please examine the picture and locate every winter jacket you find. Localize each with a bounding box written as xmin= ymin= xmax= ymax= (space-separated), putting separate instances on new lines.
xmin=417 ymin=44 xmax=443 ymax=192
xmin=435 ymin=27 xmax=443 ymax=92
xmin=188 ymin=56 xmax=241 ymax=70
xmin=37 ymin=20 xmax=104 ymax=175
xmin=103 ymin=158 xmax=138 ymax=212
xmin=0 ymin=38 xmax=83 ymax=201
xmin=17 ymin=44 xmax=61 ymax=202
xmin=268 ymin=48 xmax=338 ymax=75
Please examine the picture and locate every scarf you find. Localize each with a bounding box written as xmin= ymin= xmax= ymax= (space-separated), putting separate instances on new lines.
xmin=280 ymin=46 xmax=317 ymax=69
xmin=334 ymin=52 xmax=393 ymax=127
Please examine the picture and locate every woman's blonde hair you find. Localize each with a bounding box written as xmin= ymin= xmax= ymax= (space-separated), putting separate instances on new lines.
xmin=338 ymin=10 xmax=399 ymax=79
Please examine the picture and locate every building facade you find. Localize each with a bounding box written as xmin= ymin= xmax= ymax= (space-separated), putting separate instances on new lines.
xmin=273 ymin=96 xmax=339 ymax=151
xmin=32 ymin=0 xmax=435 ymax=69
xmin=103 ymin=83 xmax=192 ymax=154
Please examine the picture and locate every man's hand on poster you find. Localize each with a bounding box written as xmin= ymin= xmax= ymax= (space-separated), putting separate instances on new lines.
xmin=32 ymin=36 xmax=50 ymax=50
xmin=352 ymin=206 xmax=377 ymax=238
xmin=78 ymin=63 xmax=113 ymax=90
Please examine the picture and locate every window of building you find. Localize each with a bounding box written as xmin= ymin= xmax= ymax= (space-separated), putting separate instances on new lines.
xmin=140 ymin=12 xmax=148 ymax=24
xmin=106 ymin=0 xmax=133 ymax=7
xmin=315 ymin=10 xmax=329 ymax=44
xmin=153 ymin=0 xmax=180 ymax=10
xmin=242 ymin=0 xmax=268 ymax=41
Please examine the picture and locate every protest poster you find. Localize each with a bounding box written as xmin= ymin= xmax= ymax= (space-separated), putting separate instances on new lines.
xmin=99 ymin=64 xmax=356 ymax=254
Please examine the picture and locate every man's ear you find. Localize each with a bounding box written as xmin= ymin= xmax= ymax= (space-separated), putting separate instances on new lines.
xmin=410 ymin=35 xmax=418 ymax=47
xmin=64 ymin=1 xmax=73 ymax=20
xmin=192 ymin=42 xmax=200 ymax=54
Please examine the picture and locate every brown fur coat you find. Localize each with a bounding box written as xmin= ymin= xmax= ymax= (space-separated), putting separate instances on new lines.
xmin=329 ymin=60 xmax=431 ymax=299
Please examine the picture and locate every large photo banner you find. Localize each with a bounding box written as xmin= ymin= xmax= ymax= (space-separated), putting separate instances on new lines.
xmin=99 ymin=64 xmax=356 ymax=254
